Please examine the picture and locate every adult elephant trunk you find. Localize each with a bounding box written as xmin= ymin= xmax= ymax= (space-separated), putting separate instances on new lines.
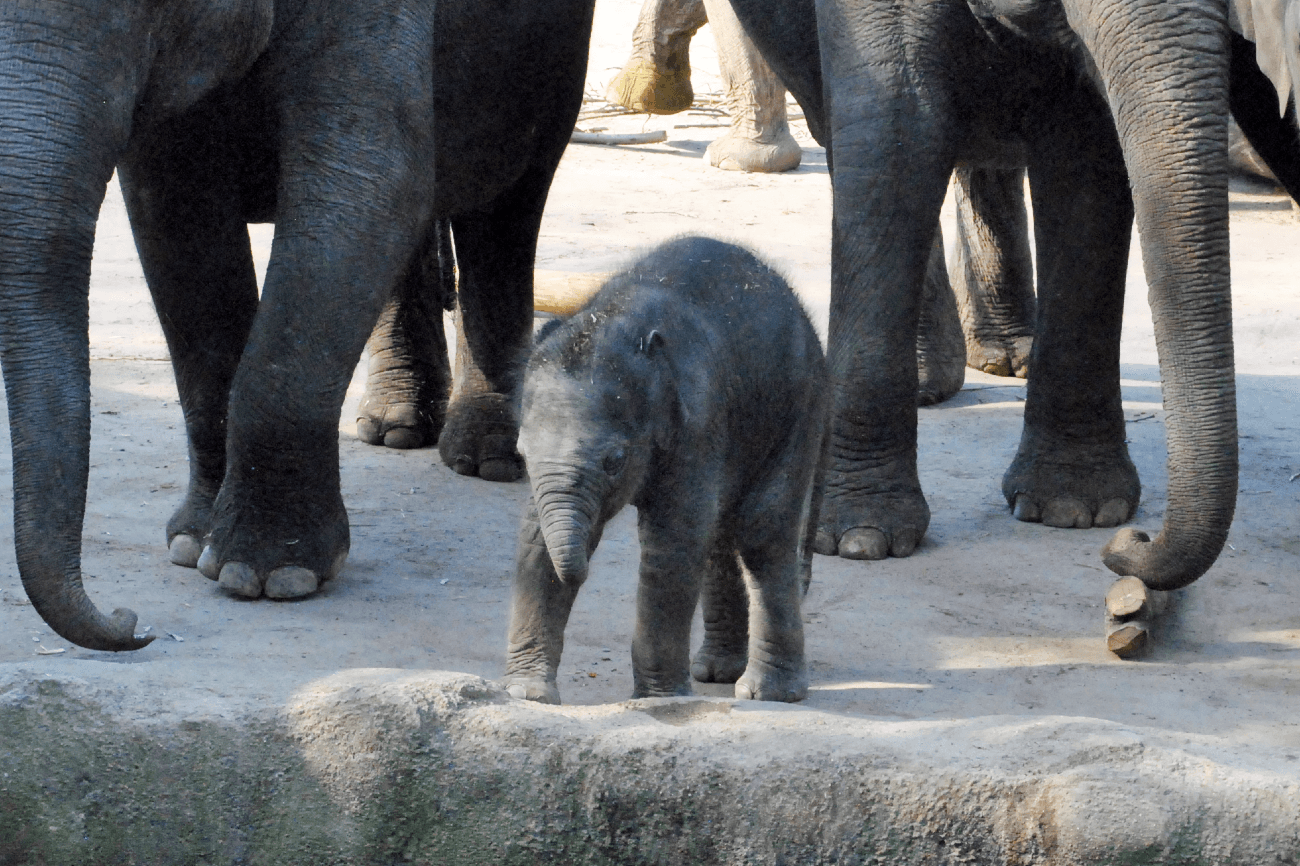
xmin=530 ymin=463 xmax=604 ymax=584
xmin=1066 ymin=0 xmax=1237 ymax=590
xmin=0 ymin=27 xmax=152 ymax=648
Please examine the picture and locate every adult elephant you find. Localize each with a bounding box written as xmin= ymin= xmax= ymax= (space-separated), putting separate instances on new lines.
xmin=725 ymin=0 xmax=1287 ymax=592
xmin=1 ymin=0 xmax=593 ymax=650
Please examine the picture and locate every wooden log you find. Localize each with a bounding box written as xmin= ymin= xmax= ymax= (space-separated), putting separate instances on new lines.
xmin=1103 ymin=576 xmax=1169 ymax=660
xmin=1106 ymin=622 xmax=1150 ymax=659
xmin=1105 ymin=576 xmax=1149 ymax=620
xmin=533 ymin=270 xmax=609 ymax=316
xmin=570 ymin=130 xmax=668 ymax=146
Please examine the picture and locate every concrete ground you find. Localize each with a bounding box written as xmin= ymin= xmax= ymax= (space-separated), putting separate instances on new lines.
xmin=3 ymin=2 xmax=1300 ymax=863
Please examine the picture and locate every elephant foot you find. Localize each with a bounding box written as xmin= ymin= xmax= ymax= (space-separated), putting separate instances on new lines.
xmin=814 ymin=476 xmax=930 ymax=560
xmin=691 ymin=643 xmax=748 ymax=684
xmin=501 ymin=674 xmax=561 ymax=705
xmin=1104 ymin=575 xmax=1169 ymax=659
xmin=356 ymin=330 xmax=450 ymax=450
xmin=606 ymin=59 xmax=693 ymax=115
xmin=356 ymin=392 xmax=446 ymax=450
xmin=437 ymin=392 xmax=523 ymax=482
xmin=631 ymin=674 xmax=694 ymax=699
xmin=1002 ymin=433 xmax=1139 ymax=529
xmin=196 ymin=486 xmax=349 ymax=599
xmin=916 ymin=350 xmax=965 ymax=407
xmin=704 ymin=129 xmax=801 ymax=173
xmin=735 ymin=661 xmax=807 ymax=703
xmin=966 ymin=335 xmax=1033 ymax=379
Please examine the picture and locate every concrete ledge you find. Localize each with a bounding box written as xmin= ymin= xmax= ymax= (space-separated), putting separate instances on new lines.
xmin=4 ymin=665 xmax=1298 ymax=865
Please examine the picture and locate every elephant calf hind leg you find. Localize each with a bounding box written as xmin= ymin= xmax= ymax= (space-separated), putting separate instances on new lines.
xmin=691 ymin=543 xmax=749 ymax=684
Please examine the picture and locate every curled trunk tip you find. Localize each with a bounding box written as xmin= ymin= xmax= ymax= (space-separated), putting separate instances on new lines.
xmin=1101 ymin=526 xmax=1229 ymax=591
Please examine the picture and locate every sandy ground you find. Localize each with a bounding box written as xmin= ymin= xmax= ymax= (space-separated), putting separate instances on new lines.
xmin=3 ymin=0 xmax=1300 ymax=754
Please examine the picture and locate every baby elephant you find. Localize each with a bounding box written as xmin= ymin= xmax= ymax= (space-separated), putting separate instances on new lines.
xmin=503 ymin=236 xmax=828 ymax=704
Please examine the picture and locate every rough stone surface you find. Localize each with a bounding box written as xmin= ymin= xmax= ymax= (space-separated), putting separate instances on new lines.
xmin=5 ymin=667 xmax=1300 ymax=865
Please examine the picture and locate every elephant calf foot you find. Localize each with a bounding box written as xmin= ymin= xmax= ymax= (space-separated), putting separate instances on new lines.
xmin=1002 ymin=434 xmax=1139 ymax=529
xmin=691 ymin=642 xmax=748 ymax=684
xmin=735 ymin=660 xmax=808 ymax=703
xmin=814 ymin=481 xmax=930 ymax=560
xmin=502 ymin=674 xmax=561 ymax=705
xmin=966 ymin=336 xmax=1033 ymax=379
xmin=438 ymin=392 xmax=523 ymax=482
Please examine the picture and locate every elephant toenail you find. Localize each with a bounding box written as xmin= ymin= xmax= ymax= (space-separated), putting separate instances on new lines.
xmin=325 ymin=551 xmax=348 ymax=581
xmin=382 ymin=427 xmax=424 ymax=449
xmin=451 ymin=455 xmax=476 ymax=476
xmin=218 ymin=562 xmax=263 ymax=598
xmin=355 ymin=417 xmax=384 ymax=445
xmin=265 ymin=566 xmax=319 ymax=599
xmin=892 ymin=529 xmax=920 ymax=557
xmin=1042 ymin=499 xmax=1090 ymax=528
xmin=838 ymin=528 xmax=889 ymax=560
xmin=813 ymin=529 xmax=838 ymax=556
xmin=197 ymin=545 xmax=221 ymax=580
xmin=169 ymin=535 xmax=203 ymax=568
xmin=1012 ymin=494 xmax=1041 ymax=523
xmin=1095 ymin=498 xmax=1132 ymax=527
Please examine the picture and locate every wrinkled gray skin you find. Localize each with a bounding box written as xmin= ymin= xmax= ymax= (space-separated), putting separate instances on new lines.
xmin=0 ymin=0 xmax=592 ymax=649
xmin=723 ymin=0 xmax=1253 ymax=591
xmin=503 ymin=237 xmax=828 ymax=704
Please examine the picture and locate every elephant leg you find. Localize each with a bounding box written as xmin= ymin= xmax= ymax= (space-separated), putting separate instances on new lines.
xmin=606 ymin=0 xmax=707 ymax=114
xmin=690 ymin=535 xmax=749 ymax=684
xmin=200 ymin=27 xmax=435 ymax=599
xmin=1002 ymin=84 xmax=1138 ymax=530
xmin=700 ymin=0 xmax=801 ymax=173
xmin=915 ymin=227 xmax=965 ymax=406
xmin=118 ymin=126 xmax=260 ymax=570
xmin=438 ymin=176 xmax=551 ymax=483
xmin=813 ymin=6 xmax=956 ymax=560
xmin=951 ymin=166 xmax=1036 ymax=378
xmin=633 ymin=512 xmax=710 ymax=698
xmin=355 ymin=218 xmax=453 ymax=450
xmin=503 ymin=499 xmax=585 ymax=704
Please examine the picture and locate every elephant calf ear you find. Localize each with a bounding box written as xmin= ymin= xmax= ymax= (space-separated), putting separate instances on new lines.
xmin=638 ymin=330 xmax=665 ymax=354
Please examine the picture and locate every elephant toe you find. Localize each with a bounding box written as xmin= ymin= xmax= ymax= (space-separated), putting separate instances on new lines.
xmin=1041 ymin=497 xmax=1092 ymax=528
xmin=169 ymin=534 xmax=203 ymax=568
xmin=355 ymin=416 xmax=386 ymax=446
xmin=218 ymin=562 xmax=263 ymax=598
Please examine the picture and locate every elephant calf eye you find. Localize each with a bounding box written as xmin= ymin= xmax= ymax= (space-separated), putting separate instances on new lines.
xmin=603 ymin=448 xmax=627 ymax=476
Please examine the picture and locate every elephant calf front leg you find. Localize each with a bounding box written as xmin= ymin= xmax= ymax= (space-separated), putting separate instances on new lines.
xmin=503 ymin=504 xmax=582 ymax=704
